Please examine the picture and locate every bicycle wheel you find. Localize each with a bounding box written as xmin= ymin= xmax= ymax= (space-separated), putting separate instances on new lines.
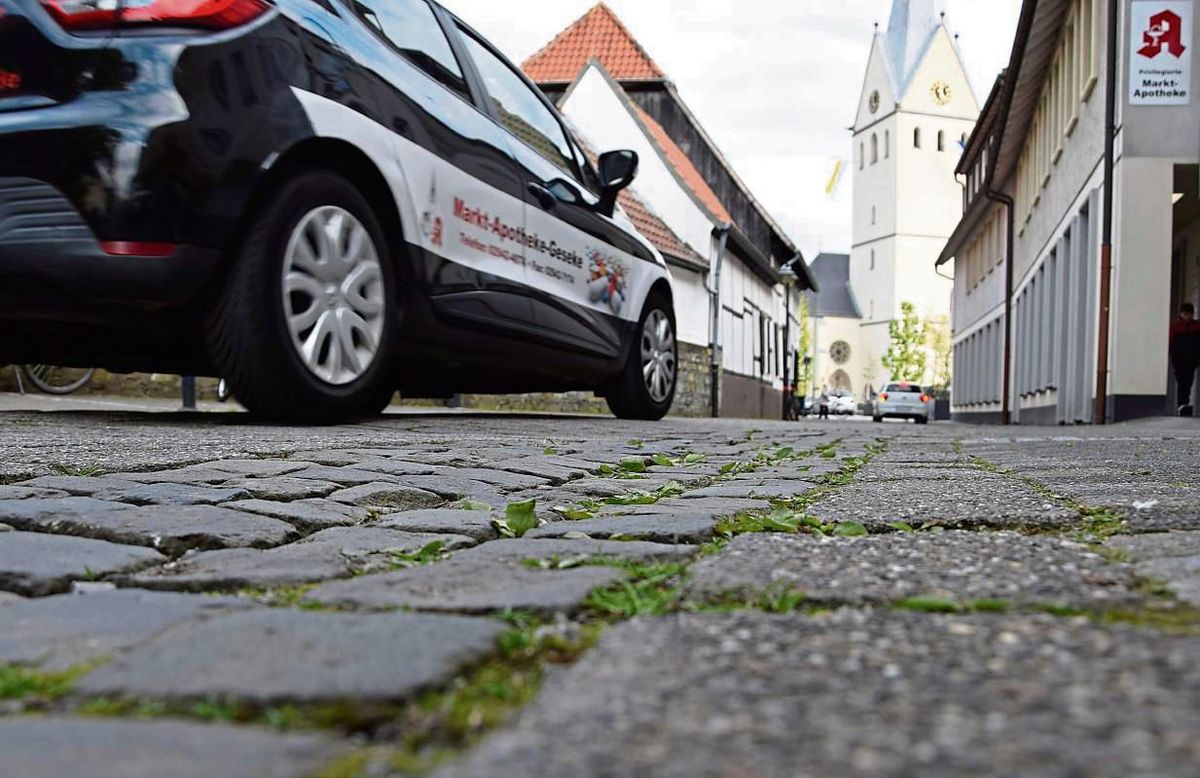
xmin=21 ymin=365 xmax=96 ymax=395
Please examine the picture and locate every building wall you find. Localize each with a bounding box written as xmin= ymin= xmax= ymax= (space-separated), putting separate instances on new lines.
xmin=811 ymin=315 xmax=866 ymax=397
xmin=950 ymin=0 xmax=1200 ymax=424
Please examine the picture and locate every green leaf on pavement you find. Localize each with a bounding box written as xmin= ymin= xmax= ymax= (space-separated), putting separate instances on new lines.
xmin=834 ymin=522 xmax=869 ymax=537
xmin=562 ymin=531 xmax=592 ymax=540
xmin=598 ymin=464 xmax=616 ymax=476
xmin=620 ymin=457 xmax=647 ymax=473
xmin=544 ymin=446 xmax=557 ymax=455
xmin=491 ymin=519 xmax=516 ymax=539
xmin=504 ymin=499 xmax=540 ymax=538
xmin=550 ymin=505 xmax=594 ymax=521
xmin=459 ymin=500 xmax=492 ymax=512
xmin=888 ymin=521 xmax=916 ymax=533
xmin=651 ymin=453 xmax=675 ymax=467
xmin=683 ymin=453 xmax=707 ymax=465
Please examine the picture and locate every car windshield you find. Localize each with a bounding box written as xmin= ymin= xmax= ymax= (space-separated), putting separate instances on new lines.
xmin=885 ymin=384 xmax=922 ymax=393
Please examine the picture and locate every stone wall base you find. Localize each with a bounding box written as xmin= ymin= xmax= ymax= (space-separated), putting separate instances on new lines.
xmin=721 ymin=371 xmax=784 ymax=420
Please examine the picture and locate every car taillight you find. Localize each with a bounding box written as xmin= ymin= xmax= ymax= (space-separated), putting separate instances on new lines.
xmin=879 ymin=393 xmax=888 ymax=401
xmin=920 ymin=394 xmax=931 ymax=403
xmin=42 ymin=0 xmax=270 ymax=31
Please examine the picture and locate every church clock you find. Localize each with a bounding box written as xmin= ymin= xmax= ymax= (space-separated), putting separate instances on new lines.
xmin=869 ymin=90 xmax=880 ymax=114
xmin=931 ymin=81 xmax=952 ymax=105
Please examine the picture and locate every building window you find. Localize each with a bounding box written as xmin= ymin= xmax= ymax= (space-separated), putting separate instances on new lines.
xmin=914 ymin=128 xmax=921 ymax=148
xmin=884 ymin=130 xmax=890 ymax=158
xmin=872 ymin=206 xmax=876 ymax=225
xmin=859 ymin=142 xmax=864 ymax=170
xmin=871 ymin=133 xmax=879 ymax=164
xmin=830 ymin=341 xmax=852 ymax=365
xmin=937 ymin=130 xmax=946 ymax=151
xmin=870 ymin=249 xmax=875 ymax=270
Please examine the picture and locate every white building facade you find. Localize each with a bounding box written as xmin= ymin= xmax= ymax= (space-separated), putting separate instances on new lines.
xmin=940 ymin=0 xmax=1200 ymax=424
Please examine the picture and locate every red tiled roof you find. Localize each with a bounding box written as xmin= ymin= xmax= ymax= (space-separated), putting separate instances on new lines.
xmin=630 ymin=105 xmax=732 ymax=224
xmin=618 ymin=187 xmax=706 ymax=268
xmin=522 ymin=3 xmax=665 ymax=84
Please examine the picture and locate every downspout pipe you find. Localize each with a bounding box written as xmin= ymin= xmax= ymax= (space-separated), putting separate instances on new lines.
xmin=987 ymin=189 xmax=1016 ymax=425
xmin=1095 ymin=0 xmax=1119 ymax=424
xmin=709 ymin=224 xmax=733 ymax=418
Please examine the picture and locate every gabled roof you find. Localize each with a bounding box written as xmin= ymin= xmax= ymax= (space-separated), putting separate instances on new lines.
xmin=809 ymin=253 xmax=862 ymax=319
xmin=628 ymin=103 xmax=733 ymax=224
xmin=617 ymin=187 xmax=707 ymax=271
xmin=522 ymin=3 xmax=665 ymax=85
xmin=882 ymin=0 xmax=948 ymax=97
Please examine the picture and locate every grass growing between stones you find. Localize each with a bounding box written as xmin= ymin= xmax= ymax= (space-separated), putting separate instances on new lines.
xmin=48 ymin=464 xmax=105 ymax=477
xmin=0 ymin=663 xmax=90 ymax=703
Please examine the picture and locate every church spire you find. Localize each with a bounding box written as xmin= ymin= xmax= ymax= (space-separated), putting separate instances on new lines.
xmin=885 ymin=0 xmax=948 ymax=95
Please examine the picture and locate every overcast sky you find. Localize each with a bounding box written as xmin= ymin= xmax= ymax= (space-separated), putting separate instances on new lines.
xmin=440 ymin=0 xmax=1022 ymax=259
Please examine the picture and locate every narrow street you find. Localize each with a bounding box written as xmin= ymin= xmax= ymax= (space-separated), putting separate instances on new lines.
xmin=1 ymin=406 xmax=1197 ymax=776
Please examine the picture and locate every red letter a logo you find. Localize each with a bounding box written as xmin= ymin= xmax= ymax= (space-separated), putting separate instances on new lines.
xmin=1139 ymin=10 xmax=1187 ymax=58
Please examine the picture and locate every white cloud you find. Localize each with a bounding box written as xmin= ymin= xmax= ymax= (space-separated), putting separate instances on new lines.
xmin=440 ymin=0 xmax=1022 ymax=258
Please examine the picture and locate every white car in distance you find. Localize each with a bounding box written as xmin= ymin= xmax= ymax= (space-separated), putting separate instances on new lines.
xmin=873 ymin=383 xmax=933 ymax=424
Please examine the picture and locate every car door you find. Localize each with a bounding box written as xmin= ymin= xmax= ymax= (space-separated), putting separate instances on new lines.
xmin=338 ymin=0 xmax=537 ymax=336
xmin=453 ymin=28 xmax=658 ymax=360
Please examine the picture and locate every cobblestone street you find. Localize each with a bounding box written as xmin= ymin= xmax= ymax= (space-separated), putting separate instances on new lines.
xmin=2 ymin=408 xmax=1199 ymax=777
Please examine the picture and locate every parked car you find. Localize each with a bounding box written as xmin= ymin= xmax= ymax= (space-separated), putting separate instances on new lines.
xmin=873 ymin=382 xmax=933 ymax=424
xmin=0 ymin=0 xmax=677 ymax=422
xmin=810 ymin=389 xmax=856 ymax=418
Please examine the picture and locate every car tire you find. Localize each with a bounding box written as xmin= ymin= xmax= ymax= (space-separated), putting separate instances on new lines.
xmin=873 ymin=415 xmax=883 ymax=423
xmin=915 ymin=416 xmax=929 ymax=425
xmin=605 ymin=293 xmax=677 ymax=421
xmin=206 ymin=171 xmax=396 ymax=424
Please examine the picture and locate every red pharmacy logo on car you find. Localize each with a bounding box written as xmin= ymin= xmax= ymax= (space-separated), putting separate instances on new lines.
xmin=0 ymin=69 xmax=21 ymax=91
xmin=1139 ymin=10 xmax=1188 ymax=59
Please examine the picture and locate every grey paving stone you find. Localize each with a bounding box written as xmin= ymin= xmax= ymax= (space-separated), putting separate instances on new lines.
xmin=75 ymin=609 xmax=504 ymax=705
xmin=0 ymin=717 xmax=345 ymax=778
xmin=287 ymin=465 xmax=403 ymax=485
xmin=285 ymin=450 xmax=366 ymax=466
xmin=7 ymin=503 xmax=297 ymax=556
xmin=124 ymin=528 xmax=473 ymax=592
xmin=685 ymin=531 xmax=1138 ymax=609
xmin=492 ymin=457 xmax=589 ymax=484
xmin=330 ymin=482 xmax=445 ymax=510
xmin=0 ymin=485 xmax=68 ymax=500
xmin=106 ymin=466 xmax=241 ymax=485
xmin=0 ymin=496 xmax=129 ymax=531
xmin=372 ymin=509 xmax=500 ymax=542
xmin=435 ymin=610 xmax=1200 ymax=778
xmin=809 ymin=477 xmax=1077 ymax=531
xmin=92 ymin=482 xmax=251 ymax=506
xmin=224 ymin=498 xmax=368 ymax=532
xmin=454 ymin=537 xmax=697 ymax=564
xmin=20 ymin=476 xmax=141 ymax=496
xmin=215 ymin=476 xmax=342 ymax=501
xmin=526 ymin=514 xmax=719 ymax=543
xmin=448 ymin=468 xmax=549 ymax=491
xmin=205 ymin=459 xmax=311 ymax=478
xmin=1110 ymin=532 xmax=1200 ymax=606
xmin=0 ymin=589 xmax=253 ymax=668
xmin=306 ymin=560 xmax=624 ymax=615
xmin=0 ymin=532 xmax=165 ymax=597
xmin=610 ymin=496 xmax=773 ymax=517
xmin=681 ymin=480 xmax=820 ymax=500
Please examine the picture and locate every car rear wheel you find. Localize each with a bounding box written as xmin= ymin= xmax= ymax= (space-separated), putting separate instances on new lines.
xmin=207 ymin=171 xmax=395 ymax=423
xmin=606 ymin=293 xmax=677 ymax=421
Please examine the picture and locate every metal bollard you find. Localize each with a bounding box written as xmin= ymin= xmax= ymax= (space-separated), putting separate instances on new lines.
xmin=181 ymin=375 xmax=197 ymax=411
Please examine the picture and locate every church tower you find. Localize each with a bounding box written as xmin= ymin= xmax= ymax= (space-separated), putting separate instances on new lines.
xmin=850 ymin=0 xmax=978 ymax=391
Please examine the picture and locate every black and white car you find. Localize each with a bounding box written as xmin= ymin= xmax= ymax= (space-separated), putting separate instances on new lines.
xmin=0 ymin=0 xmax=678 ymax=422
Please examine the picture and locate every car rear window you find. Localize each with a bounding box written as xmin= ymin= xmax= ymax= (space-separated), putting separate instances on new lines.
xmin=885 ymin=384 xmax=921 ymax=393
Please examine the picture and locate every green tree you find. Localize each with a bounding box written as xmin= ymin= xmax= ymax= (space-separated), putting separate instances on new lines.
xmin=882 ymin=302 xmax=928 ymax=382
xmin=926 ymin=314 xmax=953 ymax=395
xmin=796 ymin=296 xmax=813 ymax=395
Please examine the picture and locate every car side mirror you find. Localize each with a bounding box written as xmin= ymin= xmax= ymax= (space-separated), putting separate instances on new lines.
xmin=597 ymin=149 xmax=638 ymax=217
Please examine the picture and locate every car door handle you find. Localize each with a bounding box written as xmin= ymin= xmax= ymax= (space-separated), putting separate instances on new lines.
xmin=526 ymin=182 xmax=557 ymax=211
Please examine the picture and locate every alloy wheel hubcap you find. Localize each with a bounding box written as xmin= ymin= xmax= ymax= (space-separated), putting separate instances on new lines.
xmin=641 ymin=309 xmax=676 ymax=403
xmin=282 ymin=206 xmax=385 ymax=386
